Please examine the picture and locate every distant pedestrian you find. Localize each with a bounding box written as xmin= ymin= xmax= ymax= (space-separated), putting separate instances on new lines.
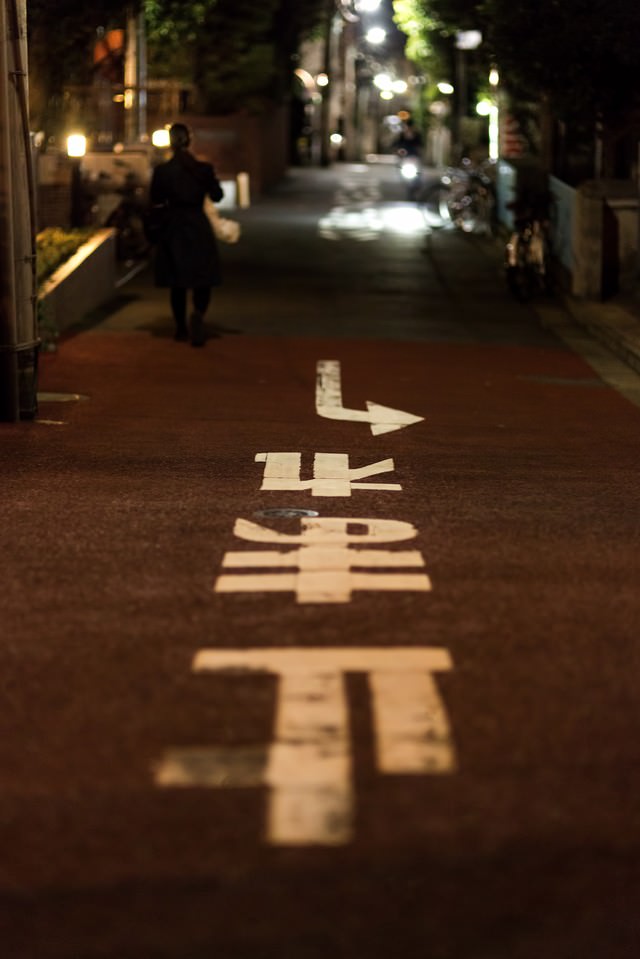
xmin=393 ymin=118 xmax=423 ymax=159
xmin=149 ymin=123 xmax=224 ymax=346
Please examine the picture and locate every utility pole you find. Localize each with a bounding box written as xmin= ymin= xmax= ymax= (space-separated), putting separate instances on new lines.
xmin=0 ymin=0 xmax=38 ymax=421
xmin=124 ymin=4 xmax=147 ymax=144
xmin=319 ymin=0 xmax=334 ymax=167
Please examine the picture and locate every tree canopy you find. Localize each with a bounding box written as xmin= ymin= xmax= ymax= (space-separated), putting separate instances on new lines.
xmin=28 ymin=0 xmax=130 ymax=133
xmin=393 ymin=0 xmax=640 ymax=122
xmin=27 ymin=0 xmax=328 ymax=135
xmin=144 ymin=0 xmax=328 ymax=113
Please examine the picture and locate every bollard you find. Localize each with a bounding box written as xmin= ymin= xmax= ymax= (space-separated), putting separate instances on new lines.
xmin=237 ymin=172 xmax=250 ymax=208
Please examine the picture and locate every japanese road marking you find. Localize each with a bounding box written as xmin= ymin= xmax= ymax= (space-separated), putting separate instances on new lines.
xmin=315 ymin=359 xmax=424 ymax=435
xmin=214 ymin=516 xmax=431 ymax=603
xmin=255 ymin=451 xmax=402 ymax=497
xmin=155 ymin=647 xmax=456 ymax=846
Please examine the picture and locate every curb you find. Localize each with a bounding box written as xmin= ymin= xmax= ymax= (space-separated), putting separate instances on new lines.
xmin=560 ymin=294 xmax=640 ymax=377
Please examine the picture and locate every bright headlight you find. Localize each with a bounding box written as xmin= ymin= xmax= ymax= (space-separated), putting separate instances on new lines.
xmin=400 ymin=162 xmax=419 ymax=180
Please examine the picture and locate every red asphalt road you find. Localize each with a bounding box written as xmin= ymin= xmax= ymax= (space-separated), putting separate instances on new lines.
xmin=2 ymin=168 xmax=640 ymax=957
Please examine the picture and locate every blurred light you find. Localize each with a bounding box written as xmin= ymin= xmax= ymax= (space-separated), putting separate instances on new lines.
xmin=66 ymin=134 xmax=87 ymax=158
xmin=123 ymin=88 xmax=134 ymax=109
xmin=294 ymin=68 xmax=315 ymax=90
xmin=152 ymin=127 xmax=171 ymax=148
xmin=366 ymin=26 xmax=386 ymax=44
xmin=373 ymin=73 xmax=392 ymax=90
xmin=476 ymin=99 xmax=493 ymax=117
xmin=456 ymin=30 xmax=482 ymax=50
xmin=316 ymin=73 xmax=329 ymax=87
xmin=383 ymin=204 xmax=426 ymax=236
xmin=489 ymin=67 xmax=499 ymax=86
xmin=380 ymin=90 xmax=394 ymax=101
xmin=356 ymin=0 xmax=381 ymax=10
xmin=429 ymin=100 xmax=448 ymax=118
xmin=392 ymin=80 xmax=408 ymax=94
xmin=400 ymin=161 xmax=419 ymax=180
xmin=488 ymin=106 xmax=499 ymax=160
xmin=318 ymin=202 xmax=425 ymax=242
xmin=437 ymin=81 xmax=454 ymax=95
xmin=330 ymin=132 xmax=344 ymax=146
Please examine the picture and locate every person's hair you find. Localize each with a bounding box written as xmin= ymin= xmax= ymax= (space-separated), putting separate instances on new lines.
xmin=169 ymin=123 xmax=191 ymax=150
xmin=169 ymin=122 xmax=211 ymax=185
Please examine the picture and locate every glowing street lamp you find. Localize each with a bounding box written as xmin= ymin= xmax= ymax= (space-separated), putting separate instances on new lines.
xmin=66 ymin=134 xmax=87 ymax=228
xmin=373 ymin=72 xmax=392 ymax=91
xmin=66 ymin=133 xmax=87 ymax=158
xmin=365 ymin=26 xmax=386 ymax=45
xmin=437 ymin=81 xmax=454 ymax=96
xmin=476 ymin=98 xmax=499 ymax=160
xmin=151 ymin=127 xmax=171 ymax=148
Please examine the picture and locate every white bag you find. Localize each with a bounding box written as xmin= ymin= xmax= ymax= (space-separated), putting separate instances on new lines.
xmin=204 ymin=197 xmax=241 ymax=244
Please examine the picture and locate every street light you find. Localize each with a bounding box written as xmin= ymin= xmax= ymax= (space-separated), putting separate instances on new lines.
xmin=66 ymin=134 xmax=87 ymax=228
xmin=365 ymin=26 xmax=386 ymax=45
xmin=373 ymin=72 xmax=392 ymax=91
xmin=66 ymin=133 xmax=87 ymax=158
xmin=151 ymin=127 xmax=171 ymax=148
xmin=476 ymin=98 xmax=499 ymax=161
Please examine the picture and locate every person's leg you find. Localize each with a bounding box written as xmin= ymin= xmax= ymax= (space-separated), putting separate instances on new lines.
xmin=193 ymin=287 xmax=211 ymax=316
xmin=170 ymin=288 xmax=188 ymax=340
xmin=189 ymin=287 xmax=211 ymax=347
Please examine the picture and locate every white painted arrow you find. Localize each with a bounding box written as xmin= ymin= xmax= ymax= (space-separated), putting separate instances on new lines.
xmin=315 ymin=359 xmax=424 ymax=436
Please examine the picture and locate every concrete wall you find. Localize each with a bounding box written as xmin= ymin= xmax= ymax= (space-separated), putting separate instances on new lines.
xmin=179 ymin=106 xmax=289 ymax=197
xmin=573 ymin=180 xmax=639 ymax=299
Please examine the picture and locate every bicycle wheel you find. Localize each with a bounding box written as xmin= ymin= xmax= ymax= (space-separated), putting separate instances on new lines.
xmin=418 ymin=183 xmax=452 ymax=226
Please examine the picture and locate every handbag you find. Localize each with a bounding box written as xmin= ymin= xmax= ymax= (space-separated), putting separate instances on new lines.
xmin=204 ymin=197 xmax=241 ymax=244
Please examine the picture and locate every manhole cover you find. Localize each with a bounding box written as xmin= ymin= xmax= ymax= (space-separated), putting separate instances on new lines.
xmin=253 ymin=508 xmax=319 ymax=519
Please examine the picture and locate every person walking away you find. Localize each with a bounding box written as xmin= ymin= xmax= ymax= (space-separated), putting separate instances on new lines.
xmin=149 ymin=123 xmax=224 ymax=346
xmin=393 ymin=118 xmax=423 ymax=158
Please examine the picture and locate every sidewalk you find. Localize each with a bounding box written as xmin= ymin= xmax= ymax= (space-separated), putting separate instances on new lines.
xmin=560 ymin=289 xmax=640 ymax=376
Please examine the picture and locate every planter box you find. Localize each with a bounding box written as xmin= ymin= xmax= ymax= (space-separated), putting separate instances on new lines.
xmin=38 ymin=228 xmax=117 ymax=334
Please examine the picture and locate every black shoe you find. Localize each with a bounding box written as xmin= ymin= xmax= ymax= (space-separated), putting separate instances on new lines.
xmin=190 ymin=311 xmax=205 ymax=347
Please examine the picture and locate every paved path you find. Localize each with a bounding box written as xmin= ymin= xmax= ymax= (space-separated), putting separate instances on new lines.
xmin=2 ymin=164 xmax=640 ymax=959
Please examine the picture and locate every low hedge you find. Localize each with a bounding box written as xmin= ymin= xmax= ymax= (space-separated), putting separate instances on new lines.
xmin=37 ymin=227 xmax=94 ymax=286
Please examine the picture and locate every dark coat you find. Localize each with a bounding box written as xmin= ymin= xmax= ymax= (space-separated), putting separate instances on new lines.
xmin=149 ymin=151 xmax=224 ymax=288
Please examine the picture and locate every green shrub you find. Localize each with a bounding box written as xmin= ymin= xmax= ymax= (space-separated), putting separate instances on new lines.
xmin=36 ymin=227 xmax=93 ymax=286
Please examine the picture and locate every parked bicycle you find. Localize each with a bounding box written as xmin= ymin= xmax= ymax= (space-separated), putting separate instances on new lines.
xmin=419 ymin=158 xmax=496 ymax=235
xmin=104 ymin=172 xmax=150 ymax=262
xmin=504 ymin=192 xmax=553 ymax=301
